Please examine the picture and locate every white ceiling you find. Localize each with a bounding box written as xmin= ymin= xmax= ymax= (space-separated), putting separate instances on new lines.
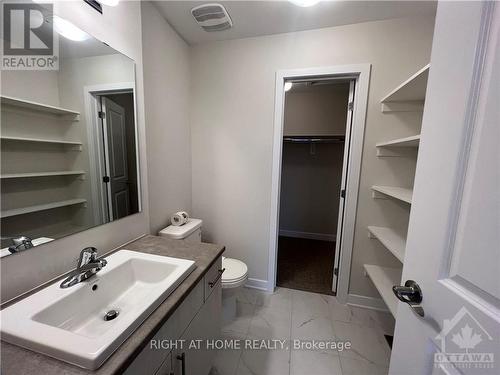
xmin=153 ymin=1 xmax=437 ymax=46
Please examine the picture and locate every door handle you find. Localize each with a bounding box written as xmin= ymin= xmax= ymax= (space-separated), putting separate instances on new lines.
xmin=209 ymin=268 xmax=225 ymax=288
xmin=392 ymin=280 xmax=425 ymax=317
xmin=176 ymin=352 xmax=186 ymax=375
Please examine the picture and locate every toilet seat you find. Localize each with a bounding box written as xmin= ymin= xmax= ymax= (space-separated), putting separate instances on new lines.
xmin=222 ymin=257 xmax=248 ymax=289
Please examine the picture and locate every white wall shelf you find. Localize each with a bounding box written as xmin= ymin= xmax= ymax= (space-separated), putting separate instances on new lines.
xmin=372 ymin=185 xmax=413 ymax=204
xmin=368 ymin=226 xmax=406 ymax=262
xmin=1 ymin=171 xmax=86 ymax=179
xmin=1 ymin=136 xmax=82 ymax=150
xmin=376 ymin=135 xmax=420 ymax=148
xmin=380 ymin=64 xmax=430 ymax=112
xmin=364 ymin=264 xmax=402 ymax=317
xmin=1 ymin=95 xmax=80 ymax=118
xmin=1 ymin=199 xmax=87 ymax=218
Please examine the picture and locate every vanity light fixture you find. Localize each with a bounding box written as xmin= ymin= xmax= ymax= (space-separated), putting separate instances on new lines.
xmin=288 ymin=0 xmax=321 ymax=7
xmin=53 ymin=16 xmax=91 ymax=41
xmin=284 ymin=82 xmax=293 ymax=92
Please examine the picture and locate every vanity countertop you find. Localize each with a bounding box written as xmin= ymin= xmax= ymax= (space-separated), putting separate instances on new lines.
xmin=0 ymin=235 xmax=225 ymax=375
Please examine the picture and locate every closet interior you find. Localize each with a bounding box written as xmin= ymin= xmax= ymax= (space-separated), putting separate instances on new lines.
xmin=277 ymin=81 xmax=350 ymax=295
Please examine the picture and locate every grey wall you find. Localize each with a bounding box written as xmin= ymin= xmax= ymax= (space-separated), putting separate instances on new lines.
xmin=190 ymin=15 xmax=434 ymax=296
xmin=1 ymin=0 xmax=150 ymax=303
xmin=141 ymin=2 xmax=192 ymax=235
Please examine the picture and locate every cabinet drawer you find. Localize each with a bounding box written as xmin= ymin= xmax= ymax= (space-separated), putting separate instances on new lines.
xmin=204 ymin=256 xmax=223 ymax=301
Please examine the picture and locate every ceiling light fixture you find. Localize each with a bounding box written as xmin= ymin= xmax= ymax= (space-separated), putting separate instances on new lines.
xmin=284 ymin=82 xmax=293 ymax=92
xmin=288 ymin=0 xmax=321 ymax=7
xmin=53 ymin=16 xmax=91 ymax=41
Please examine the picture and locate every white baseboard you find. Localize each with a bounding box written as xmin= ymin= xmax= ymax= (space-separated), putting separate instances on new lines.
xmin=347 ymin=293 xmax=390 ymax=312
xmin=245 ymin=278 xmax=269 ymax=291
xmin=279 ymin=229 xmax=336 ymax=242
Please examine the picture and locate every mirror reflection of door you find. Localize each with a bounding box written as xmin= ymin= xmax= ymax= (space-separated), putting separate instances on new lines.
xmin=98 ymin=94 xmax=138 ymax=221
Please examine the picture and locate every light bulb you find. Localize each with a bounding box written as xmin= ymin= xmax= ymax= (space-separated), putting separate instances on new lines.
xmin=284 ymin=82 xmax=293 ymax=92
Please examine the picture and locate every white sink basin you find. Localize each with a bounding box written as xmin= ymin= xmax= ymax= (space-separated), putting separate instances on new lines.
xmin=0 ymin=250 xmax=195 ymax=369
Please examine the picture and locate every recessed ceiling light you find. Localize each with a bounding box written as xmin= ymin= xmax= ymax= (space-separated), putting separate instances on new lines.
xmin=288 ymin=0 xmax=321 ymax=7
xmin=53 ymin=16 xmax=90 ymax=41
xmin=284 ymin=82 xmax=293 ymax=92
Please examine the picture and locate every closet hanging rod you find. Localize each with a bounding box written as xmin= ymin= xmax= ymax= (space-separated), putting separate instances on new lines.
xmin=283 ymin=136 xmax=345 ymax=144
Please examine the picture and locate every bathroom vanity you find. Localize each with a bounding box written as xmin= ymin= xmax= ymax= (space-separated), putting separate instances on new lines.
xmin=0 ymin=235 xmax=225 ymax=375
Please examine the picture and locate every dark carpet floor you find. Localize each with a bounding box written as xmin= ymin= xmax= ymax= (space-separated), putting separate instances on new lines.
xmin=277 ymin=236 xmax=336 ymax=295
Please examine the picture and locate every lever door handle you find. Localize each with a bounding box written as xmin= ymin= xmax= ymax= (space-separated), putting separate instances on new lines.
xmin=393 ymin=280 xmax=424 ymax=317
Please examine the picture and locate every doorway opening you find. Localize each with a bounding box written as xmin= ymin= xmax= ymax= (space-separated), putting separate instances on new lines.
xmin=277 ymin=80 xmax=352 ymax=295
xmin=84 ymin=82 xmax=141 ymax=227
xmin=269 ymin=65 xmax=370 ymax=302
xmin=96 ymin=93 xmax=139 ymax=222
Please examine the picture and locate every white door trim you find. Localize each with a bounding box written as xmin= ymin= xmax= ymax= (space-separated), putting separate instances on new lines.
xmin=83 ymin=81 xmax=140 ymax=226
xmin=268 ymin=64 xmax=371 ymax=302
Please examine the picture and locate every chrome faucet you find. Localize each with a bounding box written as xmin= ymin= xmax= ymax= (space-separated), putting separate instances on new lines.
xmin=60 ymin=247 xmax=107 ymax=288
xmin=1 ymin=235 xmax=34 ymax=254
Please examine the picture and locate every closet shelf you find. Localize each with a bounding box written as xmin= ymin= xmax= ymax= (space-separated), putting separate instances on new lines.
xmin=368 ymin=226 xmax=406 ymax=262
xmin=1 ymin=136 xmax=82 ymax=149
xmin=1 ymin=171 xmax=86 ymax=179
xmin=376 ymin=135 xmax=420 ymax=156
xmin=364 ymin=264 xmax=401 ymax=317
xmin=376 ymin=135 xmax=420 ymax=148
xmin=1 ymin=199 xmax=87 ymax=218
xmin=372 ymin=185 xmax=413 ymax=204
xmin=1 ymin=95 xmax=80 ymax=117
xmin=381 ymin=64 xmax=430 ymax=103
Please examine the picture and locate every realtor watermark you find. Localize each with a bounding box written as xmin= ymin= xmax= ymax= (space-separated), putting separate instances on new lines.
xmin=150 ymin=339 xmax=352 ymax=352
xmin=2 ymin=2 xmax=58 ymax=70
xmin=434 ymin=307 xmax=495 ymax=372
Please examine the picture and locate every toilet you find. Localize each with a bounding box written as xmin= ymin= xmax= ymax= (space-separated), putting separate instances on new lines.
xmin=159 ymin=218 xmax=248 ymax=321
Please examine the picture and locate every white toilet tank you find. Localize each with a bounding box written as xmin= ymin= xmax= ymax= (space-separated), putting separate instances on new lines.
xmin=158 ymin=218 xmax=202 ymax=243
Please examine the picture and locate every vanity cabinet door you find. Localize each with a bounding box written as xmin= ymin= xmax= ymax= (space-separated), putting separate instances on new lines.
xmin=173 ymin=281 xmax=222 ymax=375
xmin=155 ymin=352 xmax=173 ymax=375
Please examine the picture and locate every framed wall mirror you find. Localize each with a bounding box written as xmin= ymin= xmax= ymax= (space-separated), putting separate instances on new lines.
xmin=0 ymin=12 xmax=140 ymax=257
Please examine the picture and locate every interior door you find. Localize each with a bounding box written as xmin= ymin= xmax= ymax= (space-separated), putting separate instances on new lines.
xmin=101 ymin=97 xmax=131 ymax=220
xmin=390 ymin=2 xmax=499 ymax=374
xmin=332 ymin=80 xmax=355 ymax=293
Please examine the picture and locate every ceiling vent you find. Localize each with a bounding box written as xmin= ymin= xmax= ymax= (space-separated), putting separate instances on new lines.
xmin=191 ymin=3 xmax=233 ymax=32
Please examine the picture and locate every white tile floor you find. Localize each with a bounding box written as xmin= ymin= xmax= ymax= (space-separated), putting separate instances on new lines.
xmin=210 ymin=287 xmax=395 ymax=375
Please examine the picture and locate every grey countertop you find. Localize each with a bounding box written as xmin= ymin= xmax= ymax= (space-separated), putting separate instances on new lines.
xmin=0 ymin=235 xmax=225 ymax=375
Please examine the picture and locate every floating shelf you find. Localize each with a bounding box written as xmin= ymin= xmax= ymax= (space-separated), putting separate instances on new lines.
xmin=1 ymin=136 xmax=82 ymax=150
xmin=364 ymin=264 xmax=402 ymax=317
xmin=368 ymin=226 xmax=406 ymax=262
xmin=372 ymin=185 xmax=413 ymax=204
xmin=1 ymin=95 xmax=80 ymax=117
xmin=381 ymin=64 xmax=429 ymax=112
xmin=1 ymin=199 xmax=87 ymax=218
xmin=1 ymin=171 xmax=85 ymax=179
